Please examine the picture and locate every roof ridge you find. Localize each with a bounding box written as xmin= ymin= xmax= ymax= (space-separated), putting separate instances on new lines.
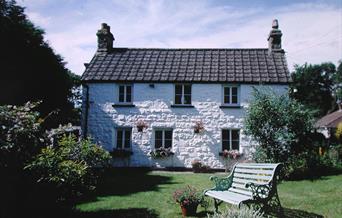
xmin=111 ymin=47 xmax=269 ymax=51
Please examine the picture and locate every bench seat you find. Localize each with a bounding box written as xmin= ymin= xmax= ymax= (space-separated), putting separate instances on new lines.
xmin=205 ymin=190 xmax=252 ymax=205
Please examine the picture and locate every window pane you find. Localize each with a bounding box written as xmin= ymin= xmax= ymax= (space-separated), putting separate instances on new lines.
xmin=222 ymin=130 xmax=230 ymax=141
xmin=175 ymin=94 xmax=182 ymax=104
xmin=119 ymin=94 xmax=125 ymax=102
xmin=175 ymin=85 xmax=182 ymax=94
xmin=232 ymin=130 xmax=239 ymax=141
xmin=232 ymin=87 xmax=238 ymax=95
xmin=126 ymin=86 xmax=131 ymax=95
xmin=232 ymin=141 xmax=239 ymax=150
xmin=117 ymin=130 xmax=123 ymax=148
xmin=224 ymin=95 xmax=230 ymax=104
xmin=231 ymin=130 xmax=239 ymax=150
xmin=224 ymin=87 xmax=230 ymax=104
xmin=222 ymin=141 xmax=230 ymax=151
xmin=124 ymin=130 xmax=131 ymax=148
xmin=184 ymin=95 xmax=191 ymax=104
xmin=155 ymin=131 xmax=163 ymax=140
xmin=232 ymin=95 xmax=238 ymax=104
xmin=155 ymin=139 xmax=162 ymax=148
xmin=126 ymin=94 xmax=131 ymax=102
xmin=164 ymin=139 xmax=172 ymax=148
xmin=119 ymin=86 xmax=125 ymax=95
xmin=184 ymin=85 xmax=191 ymax=95
xmin=165 ymin=130 xmax=172 ymax=140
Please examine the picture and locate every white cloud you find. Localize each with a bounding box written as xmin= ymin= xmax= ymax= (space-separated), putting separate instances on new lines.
xmin=20 ymin=0 xmax=342 ymax=75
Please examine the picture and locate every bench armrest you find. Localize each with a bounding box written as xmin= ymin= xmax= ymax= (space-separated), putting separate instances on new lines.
xmin=245 ymin=182 xmax=272 ymax=201
xmin=206 ymin=175 xmax=233 ymax=191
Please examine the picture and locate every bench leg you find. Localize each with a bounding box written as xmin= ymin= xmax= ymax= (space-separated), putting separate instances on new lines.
xmin=214 ymin=199 xmax=222 ymax=213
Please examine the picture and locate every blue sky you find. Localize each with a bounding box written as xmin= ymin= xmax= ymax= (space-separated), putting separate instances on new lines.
xmin=19 ymin=0 xmax=342 ymax=75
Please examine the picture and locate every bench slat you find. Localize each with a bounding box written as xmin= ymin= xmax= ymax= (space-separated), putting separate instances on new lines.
xmin=231 ymin=182 xmax=252 ymax=191
xmin=205 ymin=190 xmax=251 ymax=205
xmin=228 ymin=187 xmax=253 ymax=197
xmin=234 ymin=172 xmax=272 ymax=181
xmin=235 ymin=168 xmax=274 ymax=175
xmin=233 ymin=178 xmax=267 ymax=185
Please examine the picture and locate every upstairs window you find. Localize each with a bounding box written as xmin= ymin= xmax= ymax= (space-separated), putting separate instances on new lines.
xmin=175 ymin=84 xmax=191 ymax=105
xmin=222 ymin=129 xmax=240 ymax=151
xmin=116 ymin=128 xmax=132 ymax=149
xmin=223 ymin=86 xmax=239 ymax=105
xmin=155 ymin=129 xmax=173 ymax=149
xmin=118 ymin=84 xmax=132 ymax=103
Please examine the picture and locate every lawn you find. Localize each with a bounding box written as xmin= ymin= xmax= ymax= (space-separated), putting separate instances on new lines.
xmin=75 ymin=169 xmax=342 ymax=218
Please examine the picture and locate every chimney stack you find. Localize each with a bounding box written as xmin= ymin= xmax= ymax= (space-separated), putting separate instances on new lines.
xmin=96 ymin=23 xmax=114 ymax=52
xmin=268 ymin=19 xmax=282 ymax=53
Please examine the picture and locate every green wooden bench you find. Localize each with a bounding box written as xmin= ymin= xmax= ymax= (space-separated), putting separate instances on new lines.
xmin=204 ymin=163 xmax=283 ymax=213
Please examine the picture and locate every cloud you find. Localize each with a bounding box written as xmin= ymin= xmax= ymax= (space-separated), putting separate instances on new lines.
xmin=21 ymin=0 xmax=342 ymax=75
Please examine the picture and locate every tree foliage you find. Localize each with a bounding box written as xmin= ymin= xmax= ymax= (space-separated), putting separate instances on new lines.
xmin=244 ymin=87 xmax=315 ymax=163
xmin=290 ymin=62 xmax=342 ymax=117
xmin=0 ymin=0 xmax=81 ymax=128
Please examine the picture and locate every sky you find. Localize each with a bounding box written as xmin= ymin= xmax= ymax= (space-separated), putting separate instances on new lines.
xmin=19 ymin=0 xmax=342 ymax=75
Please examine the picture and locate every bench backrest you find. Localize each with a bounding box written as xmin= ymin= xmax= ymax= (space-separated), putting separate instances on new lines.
xmin=229 ymin=163 xmax=282 ymax=197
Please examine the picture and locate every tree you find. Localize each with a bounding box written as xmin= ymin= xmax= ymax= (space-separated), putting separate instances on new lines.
xmin=244 ymin=87 xmax=315 ymax=163
xmin=0 ymin=0 xmax=81 ymax=128
xmin=289 ymin=62 xmax=339 ymax=117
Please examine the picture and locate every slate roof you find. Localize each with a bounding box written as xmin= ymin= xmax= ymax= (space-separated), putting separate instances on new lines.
xmin=315 ymin=110 xmax=342 ymax=128
xmin=81 ymin=48 xmax=291 ymax=83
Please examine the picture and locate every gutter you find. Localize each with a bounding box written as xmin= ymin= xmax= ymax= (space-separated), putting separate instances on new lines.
xmin=83 ymin=84 xmax=89 ymax=138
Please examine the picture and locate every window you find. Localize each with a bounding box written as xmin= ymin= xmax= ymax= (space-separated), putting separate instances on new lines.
xmin=155 ymin=129 xmax=173 ymax=149
xmin=118 ymin=84 xmax=132 ymax=103
xmin=116 ymin=128 xmax=132 ymax=149
xmin=223 ymin=86 xmax=239 ymax=105
xmin=175 ymin=84 xmax=191 ymax=105
xmin=222 ymin=129 xmax=240 ymax=151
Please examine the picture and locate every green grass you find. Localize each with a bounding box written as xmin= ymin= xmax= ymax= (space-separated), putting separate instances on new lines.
xmin=75 ymin=170 xmax=342 ymax=218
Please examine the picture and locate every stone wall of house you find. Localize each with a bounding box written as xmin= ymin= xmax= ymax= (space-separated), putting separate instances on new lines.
xmin=83 ymin=83 xmax=288 ymax=168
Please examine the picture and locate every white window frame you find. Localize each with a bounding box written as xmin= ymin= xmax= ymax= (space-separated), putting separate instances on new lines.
xmin=118 ymin=84 xmax=133 ymax=104
xmin=153 ymin=128 xmax=173 ymax=149
xmin=221 ymin=129 xmax=240 ymax=151
xmin=174 ymin=84 xmax=192 ymax=105
xmin=115 ymin=127 xmax=132 ymax=149
xmin=222 ymin=85 xmax=240 ymax=106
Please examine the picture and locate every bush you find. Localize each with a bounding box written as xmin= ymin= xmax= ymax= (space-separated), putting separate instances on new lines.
xmin=191 ymin=160 xmax=211 ymax=173
xmin=26 ymin=135 xmax=111 ymax=203
xmin=209 ymin=206 xmax=264 ymax=218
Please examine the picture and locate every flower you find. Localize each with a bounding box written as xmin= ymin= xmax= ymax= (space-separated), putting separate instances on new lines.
xmin=150 ymin=147 xmax=174 ymax=158
xmin=221 ymin=149 xmax=241 ymax=159
xmin=172 ymin=186 xmax=206 ymax=207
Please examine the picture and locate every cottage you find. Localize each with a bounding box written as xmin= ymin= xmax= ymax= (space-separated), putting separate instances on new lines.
xmin=81 ymin=20 xmax=290 ymax=168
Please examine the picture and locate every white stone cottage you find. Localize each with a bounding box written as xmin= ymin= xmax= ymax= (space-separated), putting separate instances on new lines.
xmin=81 ymin=20 xmax=290 ymax=169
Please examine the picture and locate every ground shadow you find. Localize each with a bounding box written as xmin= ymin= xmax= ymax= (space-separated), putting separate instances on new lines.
xmin=71 ymin=208 xmax=159 ymax=218
xmin=263 ymin=207 xmax=324 ymax=218
xmin=92 ymin=168 xmax=174 ymax=197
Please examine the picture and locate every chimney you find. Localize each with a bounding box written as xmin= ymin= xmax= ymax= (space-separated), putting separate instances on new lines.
xmin=268 ymin=19 xmax=282 ymax=53
xmin=96 ymin=23 xmax=114 ymax=52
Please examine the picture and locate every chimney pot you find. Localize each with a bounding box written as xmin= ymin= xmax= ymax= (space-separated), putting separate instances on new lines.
xmin=268 ymin=19 xmax=283 ymax=53
xmin=96 ymin=23 xmax=114 ymax=53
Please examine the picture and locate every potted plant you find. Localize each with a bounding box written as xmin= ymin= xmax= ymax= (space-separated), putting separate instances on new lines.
xmin=219 ymin=149 xmax=242 ymax=172
xmin=172 ymin=185 xmax=207 ymax=217
xmin=150 ymin=147 xmax=174 ymax=158
xmin=136 ymin=120 xmax=148 ymax=132
xmin=110 ymin=149 xmax=133 ymax=158
xmin=193 ymin=120 xmax=204 ymax=133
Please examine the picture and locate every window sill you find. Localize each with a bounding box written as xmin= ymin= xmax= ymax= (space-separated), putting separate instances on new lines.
xmin=112 ymin=104 xmax=135 ymax=107
xmin=219 ymin=105 xmax=243 ymax=109
xmin=171 ymin=104 xmax=194 ymax=108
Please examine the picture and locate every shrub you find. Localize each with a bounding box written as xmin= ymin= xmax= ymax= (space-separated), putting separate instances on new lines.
xmin=191 ymin=160 xmax=211 ymax=173
xmin=26 ymin=134 xmax=111 ymax=203
xmin=209 ymin=205 xmax=264 ymax=218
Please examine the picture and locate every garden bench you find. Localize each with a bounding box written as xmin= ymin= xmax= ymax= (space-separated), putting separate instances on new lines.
xmin=204 ymin=163 xmax=283 ymax=213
